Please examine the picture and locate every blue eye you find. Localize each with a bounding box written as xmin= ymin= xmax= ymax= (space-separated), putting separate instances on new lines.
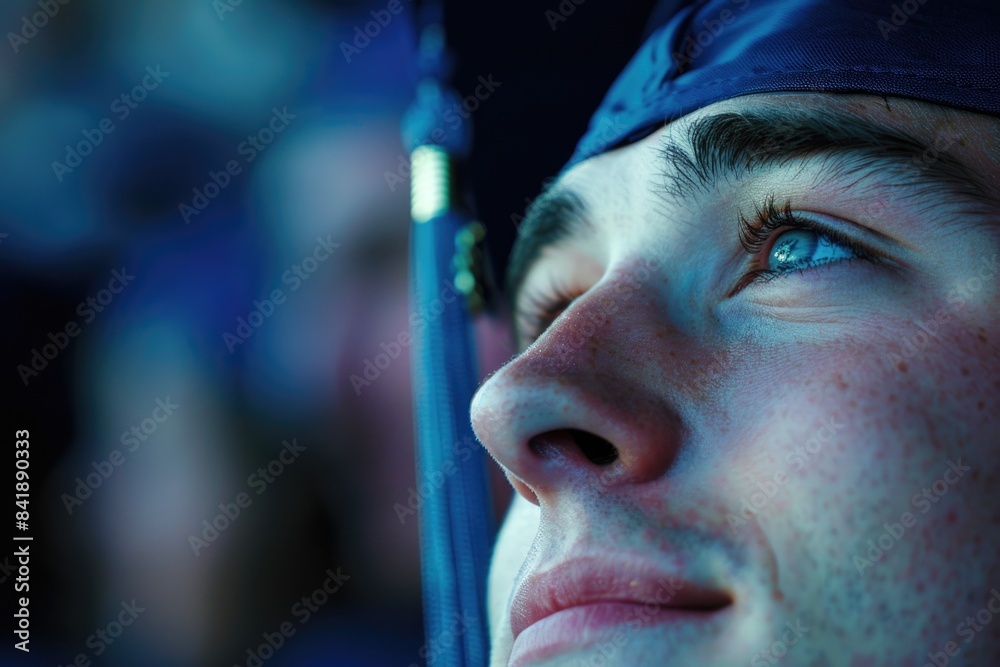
xmin=767 ymin=228 xmax=856 ymax=273
xmin=733 ymin=196 xmax=879 ymax=293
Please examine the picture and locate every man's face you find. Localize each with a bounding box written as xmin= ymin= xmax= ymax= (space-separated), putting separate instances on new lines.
xmin=471 ymin=93 xmax=1000 ymax=666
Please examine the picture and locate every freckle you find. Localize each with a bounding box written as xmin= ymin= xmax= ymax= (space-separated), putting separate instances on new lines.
xmin=979 ymin=401 xmax=986 ymax=411
xmin=978 ymin=332 xmax=988 ymax=344
xmin=898 ymin=361 xmax=909 ymax=373
xmin=945 ymin=509 xmax=957 ymax=524
xmin=888 ymin=394 xmax=897 ymax=402
xmin=961 ymin=367 xmax=970 ymax=376
xmin=773 ymin=589 xmax=784 ymax=603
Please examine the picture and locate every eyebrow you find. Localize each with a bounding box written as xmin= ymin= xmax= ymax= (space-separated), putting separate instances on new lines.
xmin=506 ymin=106 xmax=998 ymax=315
xmin=658 ymin=107 xmax=995 ymax=204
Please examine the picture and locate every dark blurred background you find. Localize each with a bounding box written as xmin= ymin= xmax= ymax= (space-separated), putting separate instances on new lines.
xmin=0 ymin=0 xmax=655 ymax=664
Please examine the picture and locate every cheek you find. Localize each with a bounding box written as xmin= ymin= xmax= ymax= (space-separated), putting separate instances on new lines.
xmin=720 ymin=303 xmax=1000 ymax=648
xmin=488 ymin=496 xmax=540 ymax=642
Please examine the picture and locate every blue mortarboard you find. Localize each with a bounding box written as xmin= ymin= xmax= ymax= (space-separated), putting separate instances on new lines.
xmin=568 ymin=0 xmax=1000 ymax=170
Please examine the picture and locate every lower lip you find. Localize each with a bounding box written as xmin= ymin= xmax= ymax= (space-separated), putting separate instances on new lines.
xmin=508 ymin=602 xmax=723 ymax=667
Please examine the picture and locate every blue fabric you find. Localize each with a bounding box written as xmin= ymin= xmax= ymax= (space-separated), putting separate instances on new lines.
xmin=410 ymin=206 xmax=496 ymax=667
xmin=568 ymin=0 xmax=1000 ymax=170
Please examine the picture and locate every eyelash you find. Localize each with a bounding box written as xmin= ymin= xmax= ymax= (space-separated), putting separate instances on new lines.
xmin=517 ymin=279 xmax=577 ymax=344
xmin=734 ymin=193 xmax=879 ymax=291
xmin=518 ymin=194 xmax=881 ymax=343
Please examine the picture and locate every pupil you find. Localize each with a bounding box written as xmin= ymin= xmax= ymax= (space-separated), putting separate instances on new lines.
xmin=770 ymin=229 xmax=818 ymax=270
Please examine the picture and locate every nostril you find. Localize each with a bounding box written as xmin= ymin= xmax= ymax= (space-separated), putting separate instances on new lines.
xmin=572 ymin=429 xmax=619 ymax=465
xmin=529 ymin=429 xmax=619 ymax=467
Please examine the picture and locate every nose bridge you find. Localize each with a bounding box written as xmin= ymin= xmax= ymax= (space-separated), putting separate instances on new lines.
xmin=518 ymin=256 xmax=665 ymax=375
xmin=559 ymin=257 xmax=662 ymax=358
xmin=470 ymin=258 xmax=688 ymax=501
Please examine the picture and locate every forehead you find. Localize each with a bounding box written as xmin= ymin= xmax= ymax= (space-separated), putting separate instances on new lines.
xmin=566 ymin=92 xmax=1000 ymax=196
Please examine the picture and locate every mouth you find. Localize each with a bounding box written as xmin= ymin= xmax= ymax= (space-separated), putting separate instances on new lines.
xmin=509 ymin=555 xmax=733 ymax=666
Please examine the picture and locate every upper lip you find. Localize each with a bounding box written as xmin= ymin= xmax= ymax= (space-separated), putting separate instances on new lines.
xmin=510 ymin=554 xmax=733 ymax=639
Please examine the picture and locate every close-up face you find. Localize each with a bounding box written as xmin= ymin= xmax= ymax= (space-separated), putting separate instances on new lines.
xmin=471 ymin=93 xmax=1000 ymax=666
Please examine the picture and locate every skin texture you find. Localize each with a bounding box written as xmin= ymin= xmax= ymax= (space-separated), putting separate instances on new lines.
xmin=471 ymin=94 xmax=1000 ymax=666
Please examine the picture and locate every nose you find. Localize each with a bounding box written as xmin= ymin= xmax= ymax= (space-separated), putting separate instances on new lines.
xmin=470 ymin=269 xmax=687 ymax=506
